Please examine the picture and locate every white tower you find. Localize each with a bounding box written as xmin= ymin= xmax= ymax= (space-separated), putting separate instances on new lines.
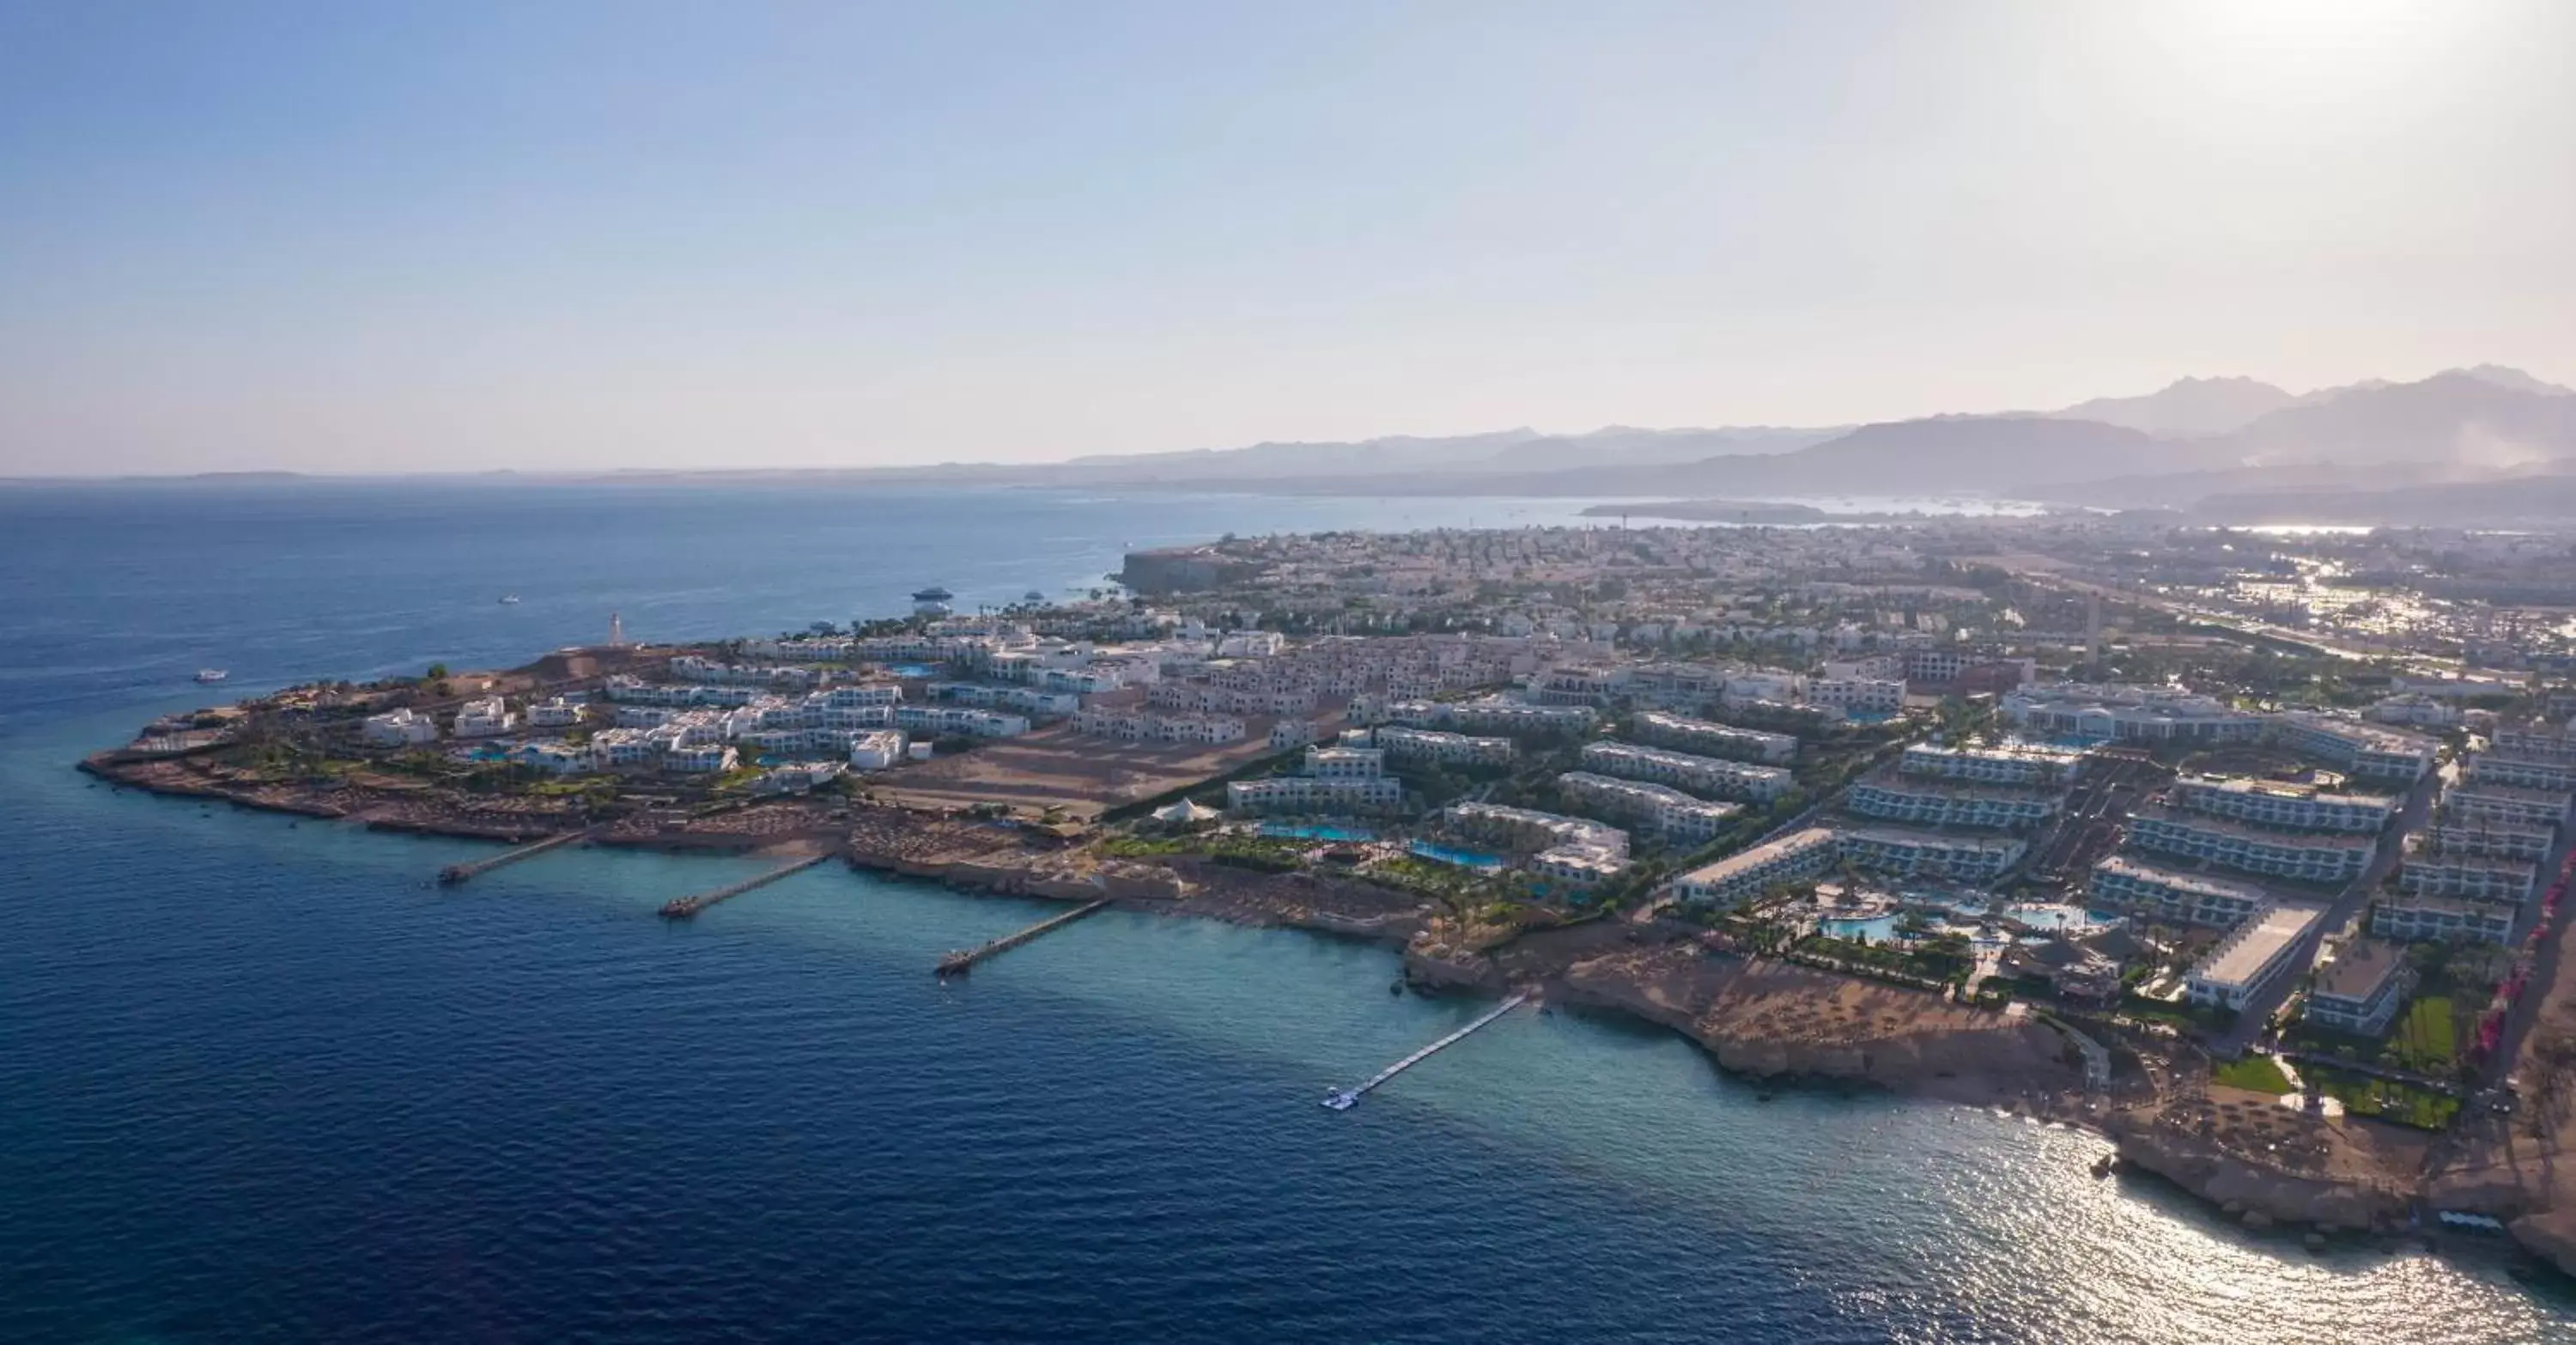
xmin=609 ymin=612 xmax=625 ymax=648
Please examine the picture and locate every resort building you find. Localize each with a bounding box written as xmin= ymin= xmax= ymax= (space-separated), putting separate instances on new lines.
xmin=526 ymin=697 xmax=586 ymax=729
xmin=1069 ymin=708 xmax=1245 ymax=745
xmin=1356 ymin=696 xmax=1598 ymax=738
xmin=2494 ymin=723 xmax=2576 ymax=764
xmin=1672 ymin=827 xmax=1839 ymax=908
xmin=1554 ymin=772 xmax=1743 ymax=845
xmin=847 ymin=730 xmax=908 ymax=770
xmin=1268 ymin=719 xmax=1325 ymax=752
xmin=1577 ymin=741 xmax=1795 ymax=803
xmin=2372 ymin=894 xmax=2516 ymax=945
xmin=1351 ymin=726 xmax=1516 ymax=767
xmin=2268 ymin=711 xmax=2438 ymax=782
xmin=1443 ymin=802 xmax=1629 ymax=859
xmin=453 ymin=697 xmax=516 ymax=739
xmin=1834 ymin=826 xmax=2025 ymax=882
xmin=588 ymin=727 xmax=658 ymax=770
xmin=2184 ymin=901 xmax=2325 ymax=1013
xmin=1631 ymin=711 xmax=1796 ymax=764
xmin=1807 ymin=677 xmax=1905 ymax=715
xmin=1303 ymin=746 xmax=1384 ymax=778
xmin=1898 ymin=743 xmax=2086 ymax=788
xmin=2396 ymin=851 xmax=2538 ymax=906
xmin=2123 ymin=808 xmax=2374 ymax=885
xmin=361 ymin=708 xmax=440 ymax=747
xmin=2465 ymin=752 xmax=2576 ymax=794
xmin=2422 ymin=819 xmax=2555 ymax=862
xmin=2303 ymin=939 xmax=2414 ymax=1037
xmin=2087 ymin=855 xmax=2278 ymax=928
xmin=664 ymin=742 xmax=739 ymax=774
xmin=893 ymin=705 xmax=1032 ymax=739
xmin=1224 ymin=774 xmax=1404 ymax=815
xmin=929 ymin=681 xmax=1078 ymax=719
xmin=2439 ymin=782 xmax=2574 ymax=831
xmin=1845 ymin=775 xmax=2061 ymax=831
xmin=2169 ymin=775 xmax=2397 ymax=835
xmin=2002 ymin=683 xmax=2264 ymax=744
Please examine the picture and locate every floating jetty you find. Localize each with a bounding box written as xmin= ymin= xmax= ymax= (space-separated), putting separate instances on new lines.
xmin=657 ymin=854 xmax=831 ymax=919
xmin=436 ymin=827 xmax=593 ymax=886
xmin=937 ymin=899 xmax=1110 ymax=977
xmin=1323 ymin=990 xmax=1532 ymax=1111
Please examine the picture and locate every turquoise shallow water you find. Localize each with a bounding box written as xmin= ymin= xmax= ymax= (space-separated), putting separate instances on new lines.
xmin=5 ymin=482 xmax=2576 ymax=1342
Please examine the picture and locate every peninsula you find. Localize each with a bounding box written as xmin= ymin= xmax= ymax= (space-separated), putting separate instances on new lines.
xmin=90 ymin=515 xmax=2576 ymax=1276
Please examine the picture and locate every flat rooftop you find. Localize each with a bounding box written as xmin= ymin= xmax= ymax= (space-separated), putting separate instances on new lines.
xmin=2198 ymin=902 xmax=2324 ymax=990
xmin=2313 ymin=938 xmax=2405 ymax=1002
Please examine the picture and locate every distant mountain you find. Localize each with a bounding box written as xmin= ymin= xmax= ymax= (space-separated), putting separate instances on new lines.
xmin=2224 ymin=371 xmax=2576 ymax=468
xmin=2192 ymin=469 xmax=2576 ymax=527
xmin=2050 ymin=376 xmax=2297 ymax=437
xmin=2451 ymin=363 xmax=2576 ymax=397
xmin=1064 ymin=429 xmax=1545 ymax=481
xmin=1695 ymin=415 xmax=2215 ymax=494
xmin=1480 ymin=424 xmax=1844 ymax=470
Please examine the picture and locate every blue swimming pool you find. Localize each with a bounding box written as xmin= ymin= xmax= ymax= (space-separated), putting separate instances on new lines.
xmin=1261 ymin=824 xmax=1377 ymax=843
xmin=886 ymin=663 xmax=940 ymax=679
xmin=2008 ymin=904 xmax=2122 ymax=932
xmin=1409 ymin=841 xmax=1505 ymax=870
xmin=1818 ymin=914 xmax=1903 ymax=943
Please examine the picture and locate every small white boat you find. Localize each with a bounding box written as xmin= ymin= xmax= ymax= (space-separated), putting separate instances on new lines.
xmin=498 ymin=594 xmax=521 ymax=605
xmin=193 ymin=669 xmax=228 ymax=684
xmin=1321 ymin=1089 xmax=1358 ymax=1111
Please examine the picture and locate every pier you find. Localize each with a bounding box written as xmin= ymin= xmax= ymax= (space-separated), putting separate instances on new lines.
xmin=436 ymin=827 xmax=593 ymax=886
xmin=1323 ymin=991 xmax=1532 ymax=1111
xmin=936 ymin=899 xmax=1110 ymax=977
xmin=658 ymin=854 xmax=831 ymax=919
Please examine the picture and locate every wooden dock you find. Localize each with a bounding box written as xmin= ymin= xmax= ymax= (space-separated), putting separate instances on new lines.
xmin=658 ymin=854 xmax=831 ymax=919
xmin=937 ymin=899 xmax=1110 ymax=977
xmin=436 ymin=827 xmax=593 ymax=886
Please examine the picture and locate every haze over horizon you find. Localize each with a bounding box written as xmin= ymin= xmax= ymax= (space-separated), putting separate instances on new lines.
xmin=4 ymin=0 xmax=2573 ymax=477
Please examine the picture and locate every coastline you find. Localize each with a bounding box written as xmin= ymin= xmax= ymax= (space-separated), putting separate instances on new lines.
xmin=83 ymin=745 xmax=2522 ymax=1266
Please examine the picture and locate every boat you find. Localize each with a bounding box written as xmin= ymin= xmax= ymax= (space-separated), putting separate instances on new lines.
xmin=498 ymin=594 xmax=521 ymax=605
xmin=1321 ymin=1089 xmax=1358 ymax=1111
xmin=193 ymin=669 xmax=228 ymax=683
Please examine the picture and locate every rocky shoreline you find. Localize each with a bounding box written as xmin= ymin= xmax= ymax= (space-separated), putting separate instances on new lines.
xmin=82 ymin=746 xmax=2567 ymax=1273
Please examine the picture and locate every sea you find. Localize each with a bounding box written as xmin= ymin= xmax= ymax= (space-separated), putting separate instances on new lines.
xmin=2 ymin=480 xmax=2572 ymax=1343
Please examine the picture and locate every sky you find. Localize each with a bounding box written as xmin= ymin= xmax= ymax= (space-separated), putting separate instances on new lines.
xmin=3 ymin=0 xmax=2573 ymax=476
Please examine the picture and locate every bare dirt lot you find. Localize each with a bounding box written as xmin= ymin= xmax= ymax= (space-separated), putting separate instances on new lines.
xmin=869 ymin=719 xmax=1294 ymax=819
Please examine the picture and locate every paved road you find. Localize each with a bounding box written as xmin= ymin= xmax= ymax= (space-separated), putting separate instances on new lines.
xmin=2215 ymin=763 xmax=2446 ymax=1056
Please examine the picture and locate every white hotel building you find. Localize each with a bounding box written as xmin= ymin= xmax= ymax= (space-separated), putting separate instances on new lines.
xmin=1630 ymin=711 xmax=1795 ymax=765
xmin=2169 ymin=775 xmax=2397 ymax=835
xmin=1071 ymin=708 xmax=1246 ymax=745
xmin=2396 ymin=851 xmax=2538 ymax=906
xmin=2087 ymin=855 xmax=2279 ymax=928
xmin=1898 ymin=743 xmax=2086 ymax=788
xmin=2422 ymin=819 xmax=2555 ymax=861
xmin=1673 ymin=827 xmax=1839 ymax=909
xmin=2439 ymin=782 xmax=2574 ymax=831
xmin=453 ymin=697 xmax=517 ymax=739
xmin=1225 ymin=775 xmax=1403 ymax=814
xmin=1845 ymin=776 xmax=2061 ymax=831
xmin=2372 ymin=894 xmax=2516 ymax=945
xmin=1807 ymin=677 xmax=1905 ymax=715
xmin=2002 ymin=684 xmax=2265 ymax=744
xmin=361 ymin=708 xmax=440 ymax=746
xmin=2268 ymin=711 xmax=2438 ymax=783
xmin=1578 ymin=741 xmax=1795 ymax=803
xmin=1835 ymin=826 xmax=2025 ymax=882
xmin=2465 ymin=752 xmax=2576 ymax=794
xmin=1345 ymin=726 xmax=1516 ymax=767
xmin=1554 ymin=772 xmax=1743 ymax=845
xmin=2124 ymin=808 xmax=2375 ymax=885
xmin=2185 ymin=901 xmax=2325 ymax=1013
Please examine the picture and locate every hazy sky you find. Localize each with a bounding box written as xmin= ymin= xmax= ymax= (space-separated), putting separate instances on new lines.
xmin=4 ymin=0 xmax=2572 ymax=475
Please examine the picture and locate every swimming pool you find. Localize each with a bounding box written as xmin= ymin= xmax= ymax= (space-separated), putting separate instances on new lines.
xmin=2008 ymin=904 xmax=2122 ymax=932
xmin=1409 ymin=841 xmax=1506 ymax=870
xmin=1818 ymin=914 xmax=1904 ymax=943
xmin=887 ymin=663 xmax=940 ymax=679
xmin=1261 ymin=824 xmax=1377 ymax=843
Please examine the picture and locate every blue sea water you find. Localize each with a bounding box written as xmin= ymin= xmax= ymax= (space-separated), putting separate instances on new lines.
xmin=4 ymin=481 xmax=2576 ymax=1342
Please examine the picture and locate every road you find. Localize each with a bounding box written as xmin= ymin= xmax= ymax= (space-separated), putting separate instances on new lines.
xmin=2215 ymin=762 xmax=2446 ymax=1056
